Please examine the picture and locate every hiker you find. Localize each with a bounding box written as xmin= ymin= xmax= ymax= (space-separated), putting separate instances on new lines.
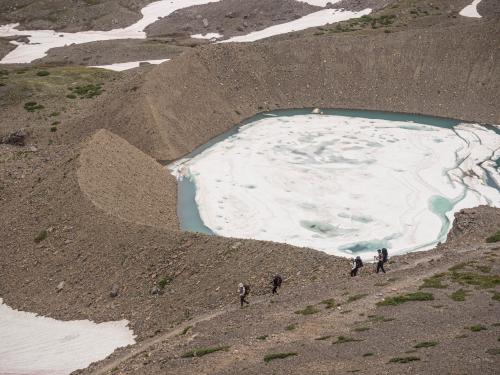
xmin=376 ymin=249 xmax=386 ymax=274
xmin=272 ymin=274 xmax=283 ymax=294
xmin=355 ymin=256 xmax=364 ymax=275
xmin=350 ymin=258 xmax=358 ymax=277
xmin=381 ymin=248 xmax=388 ymax=263
xmin=239 ymin=282 xmax=250 ymax=307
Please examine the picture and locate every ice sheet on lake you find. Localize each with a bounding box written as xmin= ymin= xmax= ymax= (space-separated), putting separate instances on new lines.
xmin=459 ymin=0 xmax=482 ymax=18
xmin=171 ymin=114 xmax=500 ymax=259
xmin=91 ymin=59 xmax=170 ymax=71
xmin=0 ymin=298 xmax=135 ymax=375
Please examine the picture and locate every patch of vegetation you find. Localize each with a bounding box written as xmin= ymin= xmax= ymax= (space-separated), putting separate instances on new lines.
xmin=263 ymin=352 xmax=297 ymax=363
xmin=353 ymin=327 xmax=370 ymax=332
xmin=315 ymin=335 xmax=332 ymax=341
xmin=181 ymin=346 xmax=229 ymax=358
xmin=420 ymin=273 xmax=448 ymax=289
xmin=377 ymin=292 xmax=434 ymax=306
xmin=66 ymin=94 xmax=77 ymax=99
xmin=158 ymin=277 xmax=172 ymax=289
xmin=285 ymin=324 xmax=296 ymax=331
xmin=34 ymin=230 xmax=48 ymax=243
xmin=363 ymin=352 xmax=374 ymax=357
xmin=486 ymin=230 xmax=500 ymax=243
xmin=486 ymin=348 xmax=500 ymax=355
xmin=475 ymin=265 xmax=491 ymax=273
xmin=24 ymin=101 xmax=44 ymax=112
xmin=68 ymin=83 xmax=103 ymax=98
xmin=414 ymin=341 xmax=438 ymax=348
xmin=333 ymin=336 xmax=362 ymax=344
xmin=36 ymin=70 xmax=50 ymax=77
xmin=179 ymin=325 xmax=192 ymax=336
xmin=50 ymin=126 xmax=57 ymax=132
xmin=347 ymin=293 xmax=368 ymax=303
xmin=295 ymin=305 xmax=320 ymax=315
xmin=469 ymin=325 xmax=487 ymax=332
xmin=49 ymin=111 xmax=60 ymax=117
xmin=320 ymin=298 xmax=336 ymax=309
xmin=449 ymin=262 xmax=468 ymax=272
xmin=450 ymin=271 xmax=500 ymax=289
xmin=256 ymin=335 xmax=268 ymax=340
xmin=389 ymin=356 xmax=420 ymax=364
xmin=450 ymin=288 xmax=470 ymax=302
xmin=0 ymin=69 xmax=8 ymax=77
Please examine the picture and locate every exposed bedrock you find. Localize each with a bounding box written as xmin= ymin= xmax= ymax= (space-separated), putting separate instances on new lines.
xmin=89 ymin=20 xmax=499 ymax=161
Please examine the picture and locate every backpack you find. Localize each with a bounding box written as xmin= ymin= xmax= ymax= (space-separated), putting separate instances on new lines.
xmin=381 ymin=248 xmax=388 ymax=261
xmin=356 ymin=256 xmax=363 ymax=268
xmin=243 ymin=284 xmax=250 ymax=296
xmin=274 ymin=275 xmax=282 ymax=287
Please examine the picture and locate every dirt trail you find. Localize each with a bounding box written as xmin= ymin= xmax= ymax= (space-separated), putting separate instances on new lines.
xmin=87 ymin=242 xmax=497 ymax=374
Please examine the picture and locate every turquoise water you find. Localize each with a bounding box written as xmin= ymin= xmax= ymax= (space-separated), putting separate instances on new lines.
xmin=172 ymin=109 xmax=498 ymax=252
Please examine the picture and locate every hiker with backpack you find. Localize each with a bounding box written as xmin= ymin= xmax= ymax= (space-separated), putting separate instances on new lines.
xmin=350 ymin=258 xmax=358 ymax=277
xmin=271 ymin=275 xmax=283 ymax=294
xmin=381 ymin=248 xmax=388 ymax=263
xmin=376 ymin=249 xmax=386 ymax=274
xmin=355 ymin=256 xmax=363 ymax=275
xmin=239 ymin=282 xmax=250 ymax=307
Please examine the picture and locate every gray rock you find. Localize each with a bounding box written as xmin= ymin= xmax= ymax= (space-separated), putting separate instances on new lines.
xmin=202 ymin=18 xmax=209 ymax=28
xmin=110 ymin=284 xmax=119 ymax=297
xmin=151 ymin=286 xmax=161 ymax=295
xmin=1 ymin=129 xmax=27 ymax=146
xmin=56 ymin=281 xmax=65 ymax=292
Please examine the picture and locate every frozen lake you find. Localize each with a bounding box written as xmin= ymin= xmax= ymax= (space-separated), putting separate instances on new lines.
xmin=170 ymin=110 xmax=500 ymax=259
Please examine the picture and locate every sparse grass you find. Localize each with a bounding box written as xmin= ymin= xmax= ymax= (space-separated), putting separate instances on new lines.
xmin=263 ymin=352 xmax=297 ymax=363
xmin=475 ymin=265 xmax=491 ymax=273
xmin=285 ymin=324 xmax=296 ymax=331
xmin=450 ymin=288 xmax=470 ymax=302
xmin=295 ymin=305 xmax=320 ymax=315
xmin=333 ymin=336 xmax=362 ymax=344
xmin=257 ymin=335 xmax=268 ymax=340
xmin=347 ymin=293 xmax=368 ymax=303
xmin=158 ymin=277 xmax=172 ymax=289
xmin=469 ymin=325 xmax=487 ymax=332
xmin=353 ymin=327 xmax=370 ymax=332
xmin=49 ymin=111 xmax=60 ymax=117
xmin=491 ymin=291 xmax=500 ymax=302
xmin=181 ymin=346 xmax=229 ymax=358
xmin=389 ymin=356 xmax=420 ymax=364
xmin=68 ymin=83 xmax=103 ymax=98
xmin=315 ymin=335 xmax=332 ymax=341
xmin=414 ymin=341 xmax=438 ymax=348
xmin=34 ymin=230 xmax=47 ymax=243
xmin=24 ymin=101 xmax=44 ymax=112
xmin=320 ymin=298 xmax=336 ymax=309
xmin=36 ymin=70 xmax=50 ymax=77
xmin=486 ymin=348 xmax=500 ymax=355
xmin=450 ymin=271 xmax=500 ymax=289
xmin=420 ymin=273 xmax=448 ymax=289
xmin=486 ymin=230 xmax=500 ymax=243
xmin=363 ymin=352 xmax=374 ymax=357
xmin=449 ymin=262 xmax=468 ymax=272
xmin=377 ymin=292 xmax=434 ymax=306
xmin=179 ymin=325 xmax=192 ymax=336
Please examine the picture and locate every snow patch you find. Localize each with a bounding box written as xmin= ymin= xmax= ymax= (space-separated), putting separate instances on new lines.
xmin=221 ymin=8 xmax=372 ymax=43
xmin=191 ymin=32 xmax=223 ymax=40
xmin=91 ymin=58 xmax=169 ymax=71
xmin=459 ymin=0 xmax=482 ymax=18
xmin=0 ymin=298 xmax=135 ymax=375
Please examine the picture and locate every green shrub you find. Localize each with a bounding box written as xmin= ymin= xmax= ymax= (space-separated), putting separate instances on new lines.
xmin=285 ymin=324 xmax=296 ymax=331
xmin=347 ymin=294 xmax=368 ymax=303
xmin=68 ymin=83 xmax=103 ymax=98
xmin=181 ymin=346 xmax=229 ymax=358
xmin=450 ymin=288 xmax=469 ymax=301
xmin=420 ymin=273 xmax=448 ymax=289
xmin=486 ymin=231 xmax=500 ymax=243
xmin=34 ymin=230 xmax=47 ymax=243
xmin=24 ymin=101 xmax=44 ymax=112
xmin=320 ymin=298 xmax=336 ymax=309
xmin=158 ymin=277 xmax=172 ymax=289
xmin=263 ymin=352 xmax=297 ymax=363
xmin=389 ymin=356 xmax=420 ymax=363
xmin=492 ymin=292 xmax=500 ymax=302
xmin=36 ymin=70 xmax=50 ymax=77
xmin=469 ymin=325 xmax=487 ymax=332
xmin=414 ymin=341 xmax=438 ymax=348
xmin=377 ymin=292 xmax=434 ymax=306
xmin=450 ymin=271 xmax=500 ymax=289
xmin=333 ymin=336 xmax=362 ymax=344
xmin=295 ymin=305 xmax=319 ymax=315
